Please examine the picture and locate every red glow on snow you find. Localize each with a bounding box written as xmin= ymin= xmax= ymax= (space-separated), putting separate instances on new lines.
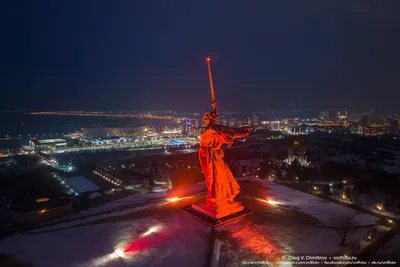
xmin=123 ymin=239 xmax=149 ymax=252
xmin=123 ymin=227 xmax=167 ymax=253
xmin=231 ymin=225 xmax=283 ymax=264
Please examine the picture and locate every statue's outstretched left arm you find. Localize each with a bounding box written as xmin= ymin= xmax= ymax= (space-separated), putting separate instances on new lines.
xmin=233 ymin=127 xmax=250 ymax=139
xmin=213 ymin=125 xmax=249 ymax=147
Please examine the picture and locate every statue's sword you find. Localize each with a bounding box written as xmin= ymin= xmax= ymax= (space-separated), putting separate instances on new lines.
xmin=206 ymin=57 xmax=217 ymax=113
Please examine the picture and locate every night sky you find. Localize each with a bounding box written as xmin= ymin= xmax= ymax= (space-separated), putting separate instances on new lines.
xmin=2 ymin=1 xmax=400 ymax=115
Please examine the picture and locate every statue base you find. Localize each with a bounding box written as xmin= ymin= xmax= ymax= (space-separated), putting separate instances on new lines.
xmin=182 ymin=202 xmax=251 ymax=227
xmin=192 ymin=202 xmax=244 ymax=219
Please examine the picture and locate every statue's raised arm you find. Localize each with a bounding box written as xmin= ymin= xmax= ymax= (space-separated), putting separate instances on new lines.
xmin=211 ymin=100 xmax=218 ymax=116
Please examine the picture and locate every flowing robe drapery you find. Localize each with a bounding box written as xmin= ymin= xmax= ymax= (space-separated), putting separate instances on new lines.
xmin=198 ymin=124 xmax=248 ymax=205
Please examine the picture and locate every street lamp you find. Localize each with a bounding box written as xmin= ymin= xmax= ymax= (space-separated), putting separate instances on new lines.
xmin=377 ymin=204 xmax=383 ymax=213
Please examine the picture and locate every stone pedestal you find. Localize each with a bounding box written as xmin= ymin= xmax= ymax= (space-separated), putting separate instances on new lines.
xmin=192 ymin=202 xmax=244 ymax=219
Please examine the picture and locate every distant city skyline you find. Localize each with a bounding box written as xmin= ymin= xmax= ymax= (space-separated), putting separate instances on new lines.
xmin=0 ymin=106 xmax=392 ymax=117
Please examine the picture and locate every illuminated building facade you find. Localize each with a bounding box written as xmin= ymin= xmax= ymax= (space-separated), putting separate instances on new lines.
xmin=270 ymin=121 xmax=280 ymax=131
xmin=246 ymin=114 xmax=259 ymax=127
xmin=247 ymin=116 xmax=253 ymax=126
xmin=253 ymin=114 xmax=259 ymax=126
xmin=289 ymin=125 xmax=305 ymax=135
xmin=29 ymin=138 xmax=68 ymax=151
xmin=182 ymin=121 xmax=194 ymax=135
xmin=286 ymin=140 xmax=308 ymax=166
xmin=319 ymin=110 xmax=330 ymax=122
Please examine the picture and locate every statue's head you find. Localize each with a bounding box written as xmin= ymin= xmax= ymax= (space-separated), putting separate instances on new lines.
xmin=203 ymin=111 xmax=217 ymax=126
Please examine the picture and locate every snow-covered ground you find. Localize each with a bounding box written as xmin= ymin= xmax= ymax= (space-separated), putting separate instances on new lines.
xmin=0 ymin=176 xmax=389 ymax=267
xmin=42 ymin=181 xmax=209 ymax=228
xmin=214 ymin=179 xmax=388 ymax=266
xmin=0 ymin=210 xmax=211 ymax=267
xmin=326 ymin=189 xmax=400 ymax=220
xmin=46 ymin=176 xmax=251 ymax=228
xmin=257 ymin=179 xmax=378 ymax=225
xmin=217 ymin=217 xmax=358 ymax=266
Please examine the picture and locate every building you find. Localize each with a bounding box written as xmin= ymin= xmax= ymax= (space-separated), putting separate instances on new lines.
xmin=247 ymin=116 xmax=253 ymax=126
xmin=29 ymin=138 xmax=68 ymax=151
xmin=319 ymin=110 xmax=330 ymax=122
xmin=270 ymin=121 xmax=280 ymax=131
xmin=191 ymin=119 xmax=199 ymax=128
xmin=182 ymin=120 xmax=194 ymax=135
xmin=289 ymin=125 xmax=305 ymax=135
xmin=359 ymin=115 xmax=370 ymax=136
xmin=389 ymin=119 xmax=399 ymax=135
xmin=286 ymin=140 xmax=308 ymax=166
xmin=245 ymin=114 xmax=260 ymax=127
xmin=360 ymin=115 xmax=369 ymax=127
xmin=252 ymin=114 xmax=259 ymax=126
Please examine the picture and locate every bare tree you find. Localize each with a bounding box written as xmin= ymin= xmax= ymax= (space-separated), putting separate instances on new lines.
xmin=339 ymin=240 xmax=361 ymax=256
xmin=329 ymin=215 xmax=357 ymax=246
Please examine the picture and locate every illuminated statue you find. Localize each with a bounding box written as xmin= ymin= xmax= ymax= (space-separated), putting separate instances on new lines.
xmin=193 ymin=58 xmax=250 ymax=219
xmin=199 ymin=103 xmax=250 ymax=206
